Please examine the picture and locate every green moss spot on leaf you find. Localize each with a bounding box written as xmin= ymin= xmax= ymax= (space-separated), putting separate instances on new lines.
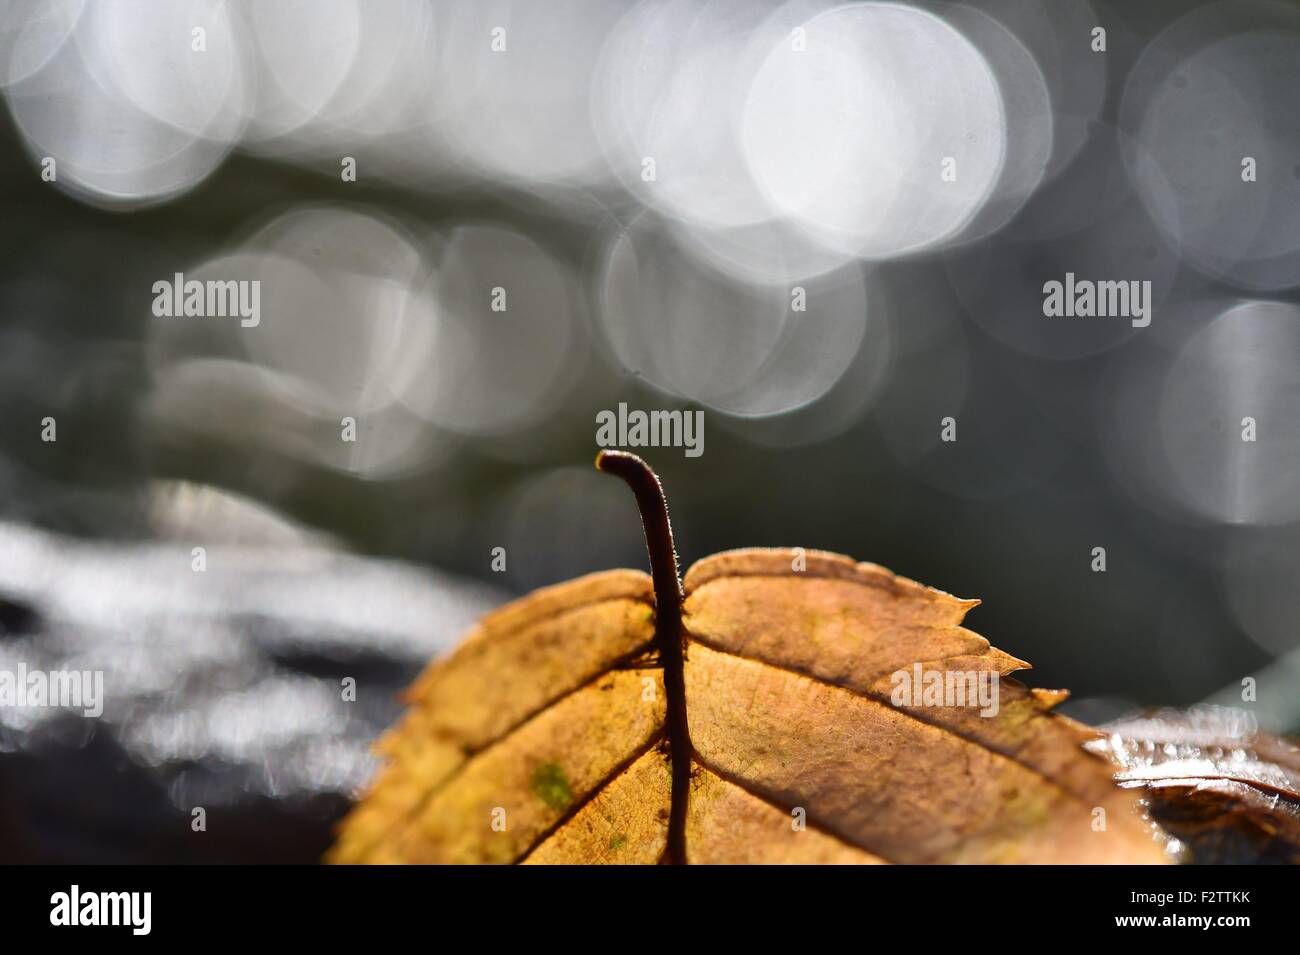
xmin=530 ymin=762 xmax=573 ymax=812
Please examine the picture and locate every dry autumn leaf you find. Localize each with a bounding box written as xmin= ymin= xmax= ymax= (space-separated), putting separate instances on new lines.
xmin=1090 ymin=707 xmax=1300 ymax=864
xmin=328 ymin=451 xmax=1167 ymax=865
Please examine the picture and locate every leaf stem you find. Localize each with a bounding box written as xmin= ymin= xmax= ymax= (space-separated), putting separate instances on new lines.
xmin=595 ymin=450 xmax=691 ymax=864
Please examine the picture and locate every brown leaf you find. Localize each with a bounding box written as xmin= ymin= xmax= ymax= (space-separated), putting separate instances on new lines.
xmin=328 ymin=454 xmax=1166 ymax=864
xmin=1090 ymin=706 xmax=1300 ymax=864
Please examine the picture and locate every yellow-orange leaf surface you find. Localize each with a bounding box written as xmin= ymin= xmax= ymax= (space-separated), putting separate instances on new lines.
xmin=329 ymin=548 xmax=1166 ymax=864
